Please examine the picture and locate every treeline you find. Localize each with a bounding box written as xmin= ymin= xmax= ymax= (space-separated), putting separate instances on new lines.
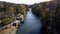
xmin=30 ymin=1 xmax=60 ymax=34
xmin=0 ymin=2 xmax=27 ymax=25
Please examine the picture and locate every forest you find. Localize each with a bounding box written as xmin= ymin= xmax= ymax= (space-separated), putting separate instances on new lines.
xmin=0 ymin=0 xmax=60 ymax=34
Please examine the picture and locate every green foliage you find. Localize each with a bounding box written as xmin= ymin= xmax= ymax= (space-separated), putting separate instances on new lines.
xmin=2 ymin=17 xmax=11 ymax=25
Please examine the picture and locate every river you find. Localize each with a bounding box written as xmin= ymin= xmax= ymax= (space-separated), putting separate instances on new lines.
xmin=16 ymin=8 xmax=42 ymax=34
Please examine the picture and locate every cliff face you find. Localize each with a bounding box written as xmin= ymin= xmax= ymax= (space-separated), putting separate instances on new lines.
xmin=30 ymin=1 xmax=60 ymax=34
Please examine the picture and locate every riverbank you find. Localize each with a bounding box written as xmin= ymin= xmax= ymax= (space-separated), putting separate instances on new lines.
xmin=0 ymin=20 xmax=20 ymax=34
xmin=0 ymin=25 xmax=17 ymax=34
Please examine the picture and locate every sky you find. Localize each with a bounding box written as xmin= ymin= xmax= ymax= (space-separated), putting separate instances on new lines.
xmin=0 ymin=0 xmax=51 ymax=5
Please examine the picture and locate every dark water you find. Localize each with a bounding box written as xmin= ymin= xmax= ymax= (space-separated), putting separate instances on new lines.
xmin=0 ymin=23 xmax=3 ymax=28
xmin=16 ymin=9 xmax=42 ymax=34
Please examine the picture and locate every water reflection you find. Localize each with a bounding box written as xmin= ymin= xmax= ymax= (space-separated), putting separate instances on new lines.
xmin=16 ymin=8 xmax=42 ymax=34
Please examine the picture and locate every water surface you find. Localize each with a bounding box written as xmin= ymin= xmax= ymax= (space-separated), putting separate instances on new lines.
xmin=16 ymin=8 xmax=42 ymax=34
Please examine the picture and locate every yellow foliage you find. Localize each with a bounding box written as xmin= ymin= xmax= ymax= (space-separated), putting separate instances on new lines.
xmin=45 ymin=1 xmax=50 ymax=6
xmin=9 ymin=7 xmax=14 ymax=14
xmin=58 ymin=8 xmax=60 ymax=11
xmin=20 ymin=5 xmax=26 ymax=18
xmin=38 ymin=4 xmax=42 ymax=8
xmin=42 ymin=13 xmax=45 ymax=17
xmin=0 ymin=3 xmax=4 ymax=7
xmin=44 ymin=8 xmax=49 ymax=12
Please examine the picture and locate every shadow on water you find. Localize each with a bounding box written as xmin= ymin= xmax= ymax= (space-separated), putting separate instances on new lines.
xmin=16 ymin=8 xmax=42 ymax=34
